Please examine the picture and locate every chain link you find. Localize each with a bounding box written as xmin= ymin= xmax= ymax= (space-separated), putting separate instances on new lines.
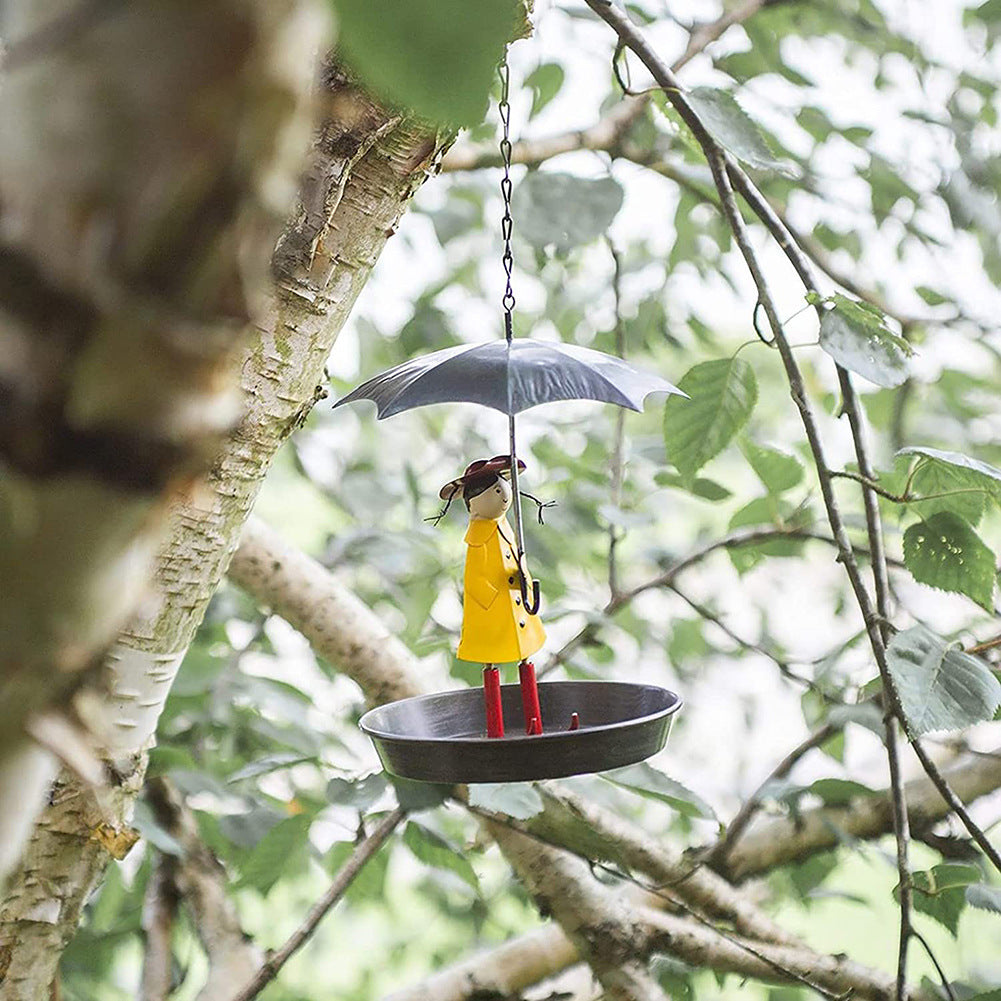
xmin=498 ymin=50 xmax=516 ymax=338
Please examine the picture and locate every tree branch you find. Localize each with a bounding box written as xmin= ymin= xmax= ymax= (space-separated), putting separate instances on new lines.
xmin=666 ymin=581 xmax=835 ymax=696
xmin=717 ymin=745 xmax=1001 ymax=882
xmin=229 ymin=808 xmax=406 ymax=1001
xmin=527 ymin=785 xmax=795 ymax=945
xmin=381 ymin=925 xmax=579 ymax=1001
xmin=0 ymin=0 xmax=326 ymax=884
xmin=145 ymin=777 xmax=263 ymax=1001
xmin=393 ymin=744 xmax=1001 ymax=1001
xmin=485 ymin=821 xmax=669 ymax=1001
xmin=1 ymin=47 xmax=453 ymax=995
xmin=140 ymin=854 xmax=180 ymax=1001
xmin=443 ymin=95 xmax=649 ymax=172
xmin=909 ymin=738 xmax=1001 ymax=875
xmin=228 ymin=517 xmax=425 ymax=706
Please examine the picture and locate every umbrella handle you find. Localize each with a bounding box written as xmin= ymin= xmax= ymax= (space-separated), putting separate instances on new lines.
xmin=519 ymin=570 xmax=541 ymax=616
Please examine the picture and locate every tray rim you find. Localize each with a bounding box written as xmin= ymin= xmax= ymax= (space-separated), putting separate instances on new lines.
xmin=359 ymin=680 xmax=683 ymax=745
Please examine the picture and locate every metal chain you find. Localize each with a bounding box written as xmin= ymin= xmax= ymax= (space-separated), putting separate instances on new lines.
xmin=497 ymin=47 xmax=539 ymax=613
xmin=498 ymin=48 xmax=516 ymax=342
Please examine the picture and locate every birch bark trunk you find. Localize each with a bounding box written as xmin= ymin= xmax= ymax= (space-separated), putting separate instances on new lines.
xmin=0 ymin=0 xmax=324 ymax=881
xmin=0 ymin=30 xmax=448 ymax=1001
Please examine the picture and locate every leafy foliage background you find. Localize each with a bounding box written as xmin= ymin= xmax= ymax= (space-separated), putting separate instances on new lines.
xmin=63 ymin=0 xmax=1001 ymax=997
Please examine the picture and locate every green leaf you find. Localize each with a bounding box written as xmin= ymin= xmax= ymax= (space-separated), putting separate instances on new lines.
xmin=726 ymin=495 xmax=811 ymax=573
xmin=966 ymin=883 xmax=1001 ymax=915
xmin=390 ymin=776 xmax=451 ymax=812
xmin=601 ymin=763 xmax=717 ymax=821
xmin=686 ymin=87 xmax=796 ymax=176
xmin=886 ymin=624 xmax=1001 ymax=735
xmin=227 ymin=753 xmax=314 ymax=783
xmin=326 ymin=773 xmax=389 ymax=810
xmin=326 ymin=836 xmax=390 ymax=903
xmin=650 ymin=955 xmax=695 ymax=1000
xmin=915 ymin=285 xmax=952 ymax=306
xmin=903 ymin=512 xmax=996 ymax=611
xmin=171 ymin=648 xmax=227 ymax=697
xmin=467 ymin=782 xmax=543 ymax=820
xmin=898 ymin=446 xmax=1001 ymax=519
xmin=805 ymin=778 xmax=878 ymax=806
xmin=898 ymin=864 xmax=981 ymax=936
xmin=663 ymin=358 xmax=758 ymax=483
xmin=788 ymin=851 xmax=839 ymax=899
xmin=525 ymin=62 xmax=564 ymax=117
xmin=402 ymin=821 xmax=479 ymax=890
xmin=512 ymin=172 xmax=624 ymax=253
xmin=966 ymin=0 xmax=1001 ymax=26
xmin=900 ymin=454 xmax=989 ymax=526
xmin=332 ymin=0 xmax=520 ymax=126
xmin=238 ymin=815 xmax=312 ymax=893
xmin=667 ymin=619 xmax=710 ymax=665
xmin=741 ymin=440 xmax=804 ymax=495
xmin=818 ymin=294 xmax=912 ymax=388
xmin=654 ymin=471 xmax=732 ymax=502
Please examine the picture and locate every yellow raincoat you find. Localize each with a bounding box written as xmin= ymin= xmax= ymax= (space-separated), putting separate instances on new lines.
xmin=457 ymin=516 xmax=545 ymax=663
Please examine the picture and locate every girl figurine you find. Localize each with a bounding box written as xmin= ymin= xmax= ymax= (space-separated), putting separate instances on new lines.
xmin=438 ymin=455 xmax=548 ymax=738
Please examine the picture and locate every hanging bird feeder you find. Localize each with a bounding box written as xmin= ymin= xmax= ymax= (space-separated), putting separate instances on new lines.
xmin=334 ymin=50 xmax=684 ymax=783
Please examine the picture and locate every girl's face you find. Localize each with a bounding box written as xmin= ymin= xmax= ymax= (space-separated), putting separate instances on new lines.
xmin=467 ymin=476 xmax=512 ymax=520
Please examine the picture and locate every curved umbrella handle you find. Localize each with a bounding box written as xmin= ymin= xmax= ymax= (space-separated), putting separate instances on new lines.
xmin=519 ymin=569 xmax=541 ymax=616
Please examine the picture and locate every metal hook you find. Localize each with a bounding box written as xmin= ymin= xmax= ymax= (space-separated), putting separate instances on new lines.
xmin=518 ymin=566 xmax=541 ymax=616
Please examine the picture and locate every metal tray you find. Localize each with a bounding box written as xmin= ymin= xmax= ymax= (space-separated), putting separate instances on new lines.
xmin=359 ymin=681 xmax=682 ymax=784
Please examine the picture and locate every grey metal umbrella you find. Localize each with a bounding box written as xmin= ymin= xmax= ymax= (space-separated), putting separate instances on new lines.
xmin=333 ymin=338 xmax=685 ymax=614
xmin=332 ymin=338 xmax=685 ymax=419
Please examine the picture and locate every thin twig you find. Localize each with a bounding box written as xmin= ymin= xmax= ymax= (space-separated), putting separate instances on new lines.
xmin=909 ymin=738 xmax=1001 ymax=877
xmin=229 ymin=808 xmax=406 ymax=1001
xmin=540 ymin=526 xmax=902 ymax=677
xmin=911 ymin=928 xmax=957 ymax=1001
xmin=966 ymin=633 xmax=1001 ymax=655
xmin=607 ymin=238 xmax=627 ymax=602
xmin=829 ymin=468 xmax=991 ymax=506
xmin=708 ymin=722 xmax=840 ymax=868
xmin=667 ymin=582 xmax=835 ymax=697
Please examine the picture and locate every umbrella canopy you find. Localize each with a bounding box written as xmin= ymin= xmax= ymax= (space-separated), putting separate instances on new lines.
xmin=332 ymin=339 xmax=686 ymax=419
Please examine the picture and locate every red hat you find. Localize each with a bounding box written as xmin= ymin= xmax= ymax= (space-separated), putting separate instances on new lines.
xmin=438 ymin=454 xmax=526 ymax=501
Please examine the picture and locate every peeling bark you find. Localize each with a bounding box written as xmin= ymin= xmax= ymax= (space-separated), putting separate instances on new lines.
xmin=0 ymin=40 xmax=448 ymax=1001
xmin=229 ymin=516 xmax=426 ymax=706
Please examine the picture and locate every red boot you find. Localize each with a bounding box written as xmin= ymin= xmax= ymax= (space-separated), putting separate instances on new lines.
xmin=519 ymin=660 xmax=543 ymax=735
xmin=483 ymin=665 xmax=504 ymax=738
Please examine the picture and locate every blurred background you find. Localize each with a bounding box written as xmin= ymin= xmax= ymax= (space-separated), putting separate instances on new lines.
xmin=57 ymin=0 xmax=1001 ymax=997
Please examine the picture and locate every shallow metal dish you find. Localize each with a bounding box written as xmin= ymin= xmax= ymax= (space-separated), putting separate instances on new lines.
xmin=359 ymin=681 xmax=682 ymax=784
